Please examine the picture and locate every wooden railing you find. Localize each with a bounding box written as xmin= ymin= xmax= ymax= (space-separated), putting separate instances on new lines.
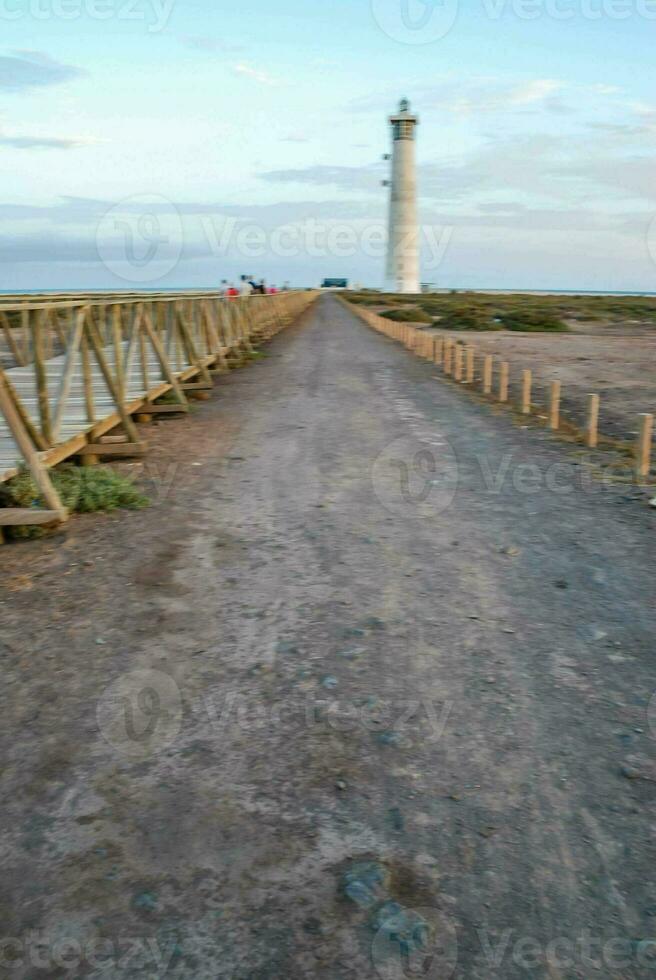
xmin=0 ymin=290 xmax=317 ymax=529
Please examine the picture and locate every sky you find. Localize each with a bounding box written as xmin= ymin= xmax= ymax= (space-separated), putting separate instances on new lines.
xmin=1 ymin=0 xmax=656 ymax=290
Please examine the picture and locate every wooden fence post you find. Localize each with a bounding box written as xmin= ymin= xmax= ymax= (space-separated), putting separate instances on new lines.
xmin=499 ymin=362 xmax=509 ymax=403
xmin=483 ymin=355 xmax=493 ymax=394
xmin=549 ymin=380 xmax=561 ymax=430
xmin=433 ymin=337 xmax=443 ymax=365
xmin=0 ymin=370 xmax=66 ymax=519
xmin=465 ymin=347 xmax=475 ymax=384
xmin=636 ymin=413 xmax=653 ymax=482
xmin=454 ymin=344 xmax=463 ymax=381
xmin=444 ymin=339 xmax=453 ymax=375
xmin=586 ymin=394 xmax=600 ymax=448
xmin=33 ymin=310 xmax=53 ymax=446
xmin=521 ymin=370 xmax=532 ymax=414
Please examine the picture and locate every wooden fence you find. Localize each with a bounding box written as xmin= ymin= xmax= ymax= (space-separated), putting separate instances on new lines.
xmin=346 ymin=301 xmax=654 ymax=484
xmin=0 ymin=290 xmax=317 ymax=529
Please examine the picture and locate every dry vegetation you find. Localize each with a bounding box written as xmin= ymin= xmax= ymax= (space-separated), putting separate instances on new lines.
xmin=348 ymin=291 xmax=656 ymax=443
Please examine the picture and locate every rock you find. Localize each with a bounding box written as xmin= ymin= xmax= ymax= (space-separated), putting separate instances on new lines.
xmin=377 ymin=731 xmax=402 ymax=747
xmin=342 ymin=627 xmax=366 ymax=639
xmin=335 ymin=779 xmax=347 ymax=792
xmin=275 ymin=641 xmax=298 ymax=655
xmin=388 ymin=807 xmax=404 ymax=831
xmin=132 ymin=892 xmax=157 ymax=911
xmin=343 ymin=861 xmax=387 ymax=908
xmin=554 ymin=580 xmax=569 ymax=590
xmin=321 ymin=676 xmax=338 ymax=690
xmin=621 ymin=757 xmax=656 ymax=782
xmin=362 ymin=617 xmax=386 ymax=631
xmin=337 ymin=647 xmax=367 ymax=661
xmin=345 ymin=881 xmax=377 ymax=908
xmin=479 ymin=826 xmax=498 ymax=838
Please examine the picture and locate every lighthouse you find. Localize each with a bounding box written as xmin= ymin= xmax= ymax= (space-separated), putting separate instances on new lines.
xmin=384 ymin=98 xmax=419 ymax=294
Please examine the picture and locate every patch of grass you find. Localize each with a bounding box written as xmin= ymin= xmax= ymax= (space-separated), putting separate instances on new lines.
xmin=0 ymin=464 xmax=149 ymax=539
xmin=437 ymin=306 xmax=500 ymax=331
xmin=379 ymin=306 xmax=433 ymax=324
xmin=351 ymin=290 xmax=656 ymax=326
xmin=499 ymin=310 xmax=569 ymax=332
xmin=154 ymin=389 xmax=183 ymax=405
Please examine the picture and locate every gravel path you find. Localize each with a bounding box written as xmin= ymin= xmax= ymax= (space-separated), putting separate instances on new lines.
xmin=0 ymin=294 xmax=655 ymax=979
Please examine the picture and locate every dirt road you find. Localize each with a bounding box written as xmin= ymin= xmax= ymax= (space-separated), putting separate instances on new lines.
xmin=1 ymin=294 xmax=655 ymax=979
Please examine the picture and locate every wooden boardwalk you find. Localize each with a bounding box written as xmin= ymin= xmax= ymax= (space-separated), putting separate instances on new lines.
xmin=0 ymin=291 xmax=317 ymax=527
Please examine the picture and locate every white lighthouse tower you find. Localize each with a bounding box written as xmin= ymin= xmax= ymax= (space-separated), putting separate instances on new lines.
xmin=384 ymin=98 xmax=420 ymax=294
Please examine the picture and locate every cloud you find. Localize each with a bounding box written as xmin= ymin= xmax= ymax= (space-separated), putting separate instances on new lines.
xmin=0 ymin=50 xmax=85 ymax=92
xmin=257 ymin=124 xmax=656 ymax=217
xmin=434 ymin=78 xmax=565 ymax=115
xmin=507 ymin=79 xmax=562 ymax=105
xmin=259 ymin=164 xmax=383 ymax=193
xmin=477 ymin=202 xmax=527 ymax=214
xmin=0 ymin=194 xmax=381 ymax=236
xmin=178 ymin=36 xmax=242 ymax=52
xmin=590 ymin=83 xmax=621 ymax=96
xmin=350 ymin=77 xmax=567 ymax=117
xmin=422 ymin=205 xmax=645 ymax=233
xmin=586 ymin=122 xmax=654 ymax=138
xmin=233 ymin=63 xmax=278 ymax=86
xmin=0 ymin=133 xmax=85 ymax=149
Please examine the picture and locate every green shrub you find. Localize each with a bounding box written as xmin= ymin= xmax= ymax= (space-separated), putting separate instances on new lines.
xmin=155 ymin=389 xmax=182 ymax=405
xmin=0 ymin=464 xmax=149 ymax=539
xmin=346 ymin=292 xmax=382 ymax=306
xmin=379 ymin=306 xmax=433 ymax=324
xmin=415 ymin=299 xmax=453 ymax=316
xmin=499 ymin=310 xmax=569 ymax=332
xmin=438 ymin=306 xmax=499 ymax=331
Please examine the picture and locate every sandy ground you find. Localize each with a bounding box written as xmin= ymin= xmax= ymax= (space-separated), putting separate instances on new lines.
xmin=0 ymin=295 xmax=655 ymax=979
xmin=426 ymin=322 xmax=655 ymax=443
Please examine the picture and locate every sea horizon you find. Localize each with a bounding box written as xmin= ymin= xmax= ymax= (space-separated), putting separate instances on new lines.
xmin=2 ymin=287 xmax=656 ymax=297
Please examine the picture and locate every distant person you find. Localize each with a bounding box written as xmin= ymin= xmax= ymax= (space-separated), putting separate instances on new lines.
xmin=220 ymin=279 xmax=228 ymax=295
xmin=258 ymin=279 xmax=267 ymax=295
xmin=240 ymin=275 xmax=254 ymax=296
xmin=226 ymin=283 xmax=239 ymax=298
xmin=268 ymin=285 xmax=278 ymax=294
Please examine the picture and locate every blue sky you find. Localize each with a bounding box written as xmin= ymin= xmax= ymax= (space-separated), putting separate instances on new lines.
xmin=2 ymin=0 xmax=656 ymax=290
